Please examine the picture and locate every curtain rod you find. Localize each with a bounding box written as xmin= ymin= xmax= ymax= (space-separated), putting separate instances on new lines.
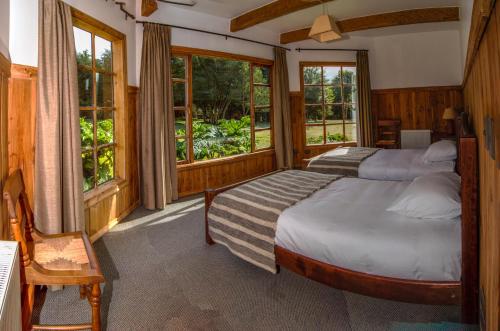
xmin=295 ymin=48 xmax=368 ymax=52
xmin=136 ymin=21 xmax=291 ymax=51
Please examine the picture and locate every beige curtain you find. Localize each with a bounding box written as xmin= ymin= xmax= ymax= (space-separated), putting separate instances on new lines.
xmin=356 ymin=50 xmax=374 ymax=147
xmin=139 ymin=23 xmax=178 ymax=210
xmin=272 ymin=47 xmax=293 ymax=169
xmin=35 ymin=0 xmax=84 ymax=234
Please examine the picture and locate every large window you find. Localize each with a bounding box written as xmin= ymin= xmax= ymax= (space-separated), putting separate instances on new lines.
xmin=172 ymin=50 xmax=273 ymax=163
xmin=302 ymin=63 xmax=357 ymax=145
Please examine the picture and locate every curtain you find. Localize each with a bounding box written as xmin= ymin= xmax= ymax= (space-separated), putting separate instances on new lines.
xmin=139 ymin=23 xmax=178 ymax=210
xmin=272 ymin=47 xmax=293 ymax=169
xmin=35 ymin=0 xmax=84 ymax=234
xmin=356 ymin=50 xmax=374 ymax=147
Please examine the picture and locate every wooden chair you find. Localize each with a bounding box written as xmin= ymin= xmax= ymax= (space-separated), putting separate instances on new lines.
xmin=375 ymin=119 xmax=401 ymax=149
xmin=3 ymin=169 xmax=105 ymax=331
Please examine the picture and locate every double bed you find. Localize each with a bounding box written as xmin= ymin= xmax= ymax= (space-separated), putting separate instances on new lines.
xmin=204 ymin=117 xmax=478 ymax=324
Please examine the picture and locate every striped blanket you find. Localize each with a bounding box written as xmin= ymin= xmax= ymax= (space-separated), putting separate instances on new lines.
xmin=306 ymin=147 xmax=380 ymax=177
xmin=207 ymin=170 xmax=342 ymax=273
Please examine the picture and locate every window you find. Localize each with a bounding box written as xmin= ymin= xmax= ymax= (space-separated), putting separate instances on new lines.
xmin=172 ymin=50 xmax=273 ymax=163
xmin=302 ymin=63 xmax=357 ymax=145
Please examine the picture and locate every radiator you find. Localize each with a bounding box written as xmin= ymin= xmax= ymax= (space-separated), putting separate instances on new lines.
xmin=401 ymin=130 xmax=431 ymax=149
xmin=0 ymin=241 xmax=22 ymax=331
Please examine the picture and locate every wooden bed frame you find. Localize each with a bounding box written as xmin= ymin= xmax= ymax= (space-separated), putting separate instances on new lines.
xmin=204 ymin=114 xmax=478 ymax=324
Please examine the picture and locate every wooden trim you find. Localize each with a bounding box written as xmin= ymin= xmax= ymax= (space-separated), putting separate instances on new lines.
xmin=280 ymin=7 xmax=460 ymax=44
xmin=11 ymin=64 xmax=38 ymax=78
xmin=230 ymin=0 xmax=334 ymax=32
xmin=0 ymin=53 xmax=10 ymax=77
xmin=141 ymin=0 xmax=158 ymax=17
xmin=171 ymin=46 xmax=274 ymax=66
xmin=177 ymin=149 xmax=275 ymax=172
xmin=300 ymin=61 xmax=356 ymax=67
xmin=71 ymin=7 xmax=125 ymax=41
xmin=372 ymin=85 xmax=462 ymax=94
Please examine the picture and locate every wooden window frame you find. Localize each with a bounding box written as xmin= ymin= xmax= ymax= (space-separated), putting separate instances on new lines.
xmin=300 ymin=61 xmax=357 ymax=146
xmin=171 ymin=46 xmax=274 ymax=165
xmin=72 ymin=8 xmax=128 ymax=198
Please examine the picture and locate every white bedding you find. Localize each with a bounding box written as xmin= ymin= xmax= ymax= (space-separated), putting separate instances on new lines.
xmin=358 ymin=149 xmax=455 ymax=181
xmin=275 ymin=178 xmax=461 ymax=281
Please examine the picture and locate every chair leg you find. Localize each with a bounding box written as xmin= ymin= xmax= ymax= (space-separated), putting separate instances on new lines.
xmin=80 ymin=285 xmax=87 ymax=299
xmin=89 ymin=284 xmax=101 ymax=331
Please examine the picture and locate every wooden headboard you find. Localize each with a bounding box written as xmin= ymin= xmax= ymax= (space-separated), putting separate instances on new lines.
xmin=456 ymin=112 xmax=479 ymax=323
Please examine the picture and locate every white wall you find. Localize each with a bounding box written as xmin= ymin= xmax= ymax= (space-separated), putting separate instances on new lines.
xmin=0 ymin=0 xmax=9 ymax=59
xmin=459 ymin=0 xmax=473 ymax=71
xmin=9 ymin=0 xmax=137 ymax=85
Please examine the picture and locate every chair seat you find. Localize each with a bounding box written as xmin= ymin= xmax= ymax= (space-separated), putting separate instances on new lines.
xmin=34 ymin=235 xmax=90 ymax=271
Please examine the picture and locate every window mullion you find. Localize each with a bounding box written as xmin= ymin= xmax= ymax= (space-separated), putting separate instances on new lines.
xmin=250 ymin=63 xmax=256 ymax=153
xmin=91 ymin=32 xmax=98 ymax=189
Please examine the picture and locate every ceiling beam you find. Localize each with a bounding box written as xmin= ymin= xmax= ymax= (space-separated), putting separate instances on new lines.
xmin=230 ymin=0 xmax=335 ymax=33
xmin=280 ymin=7 xmax=460 ymax=44
xmin=142 ymin=0 xmax=158 ymax=17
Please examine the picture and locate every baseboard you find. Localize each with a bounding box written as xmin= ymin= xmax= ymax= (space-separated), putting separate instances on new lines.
xmin=89 ymin=200 xmax=141 ymax=243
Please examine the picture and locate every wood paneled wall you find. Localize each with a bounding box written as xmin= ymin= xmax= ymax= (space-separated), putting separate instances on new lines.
xmin=0 ymin=53 xmax=10 ymax=240
xmin=7 ymin=64 xmax=140 ymax=241
xmin=371 ymin=86 xmax=464 ymax=131
xmin=462 ymin=0 xmax=500 ymax=329
xmin=178 ymin=150 xmax=276 ymax=197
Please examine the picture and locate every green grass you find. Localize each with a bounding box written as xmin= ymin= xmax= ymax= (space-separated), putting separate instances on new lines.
xmin=306 ymin=123 xmax=357 ymax=145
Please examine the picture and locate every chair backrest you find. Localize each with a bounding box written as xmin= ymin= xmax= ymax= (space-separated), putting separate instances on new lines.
xmin=2 ymin=170 xmax=35 ymax=267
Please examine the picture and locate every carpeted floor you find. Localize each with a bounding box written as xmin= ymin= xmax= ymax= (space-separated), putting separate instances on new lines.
xmin=33 ymin=195 xmax=462 ymax=331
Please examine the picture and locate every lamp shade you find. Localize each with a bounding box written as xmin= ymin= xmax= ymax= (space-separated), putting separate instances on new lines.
xmin=308 ymin=14 xmax=342 ymax=42
xmin=442 ymin=107 xmax=457 ymax=120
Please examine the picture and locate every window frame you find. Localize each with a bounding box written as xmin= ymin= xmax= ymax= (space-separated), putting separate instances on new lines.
xmin=300 ymin=61 xmax=358 ymax=146
xmin=171 ymin=47 xmax=274 ymax=165
xmin=72 ymin=8 xmax=128 ymax=196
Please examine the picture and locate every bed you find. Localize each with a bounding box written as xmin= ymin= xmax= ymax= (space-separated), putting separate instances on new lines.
xmin=204 ymin=116 xmax=478 ymax=324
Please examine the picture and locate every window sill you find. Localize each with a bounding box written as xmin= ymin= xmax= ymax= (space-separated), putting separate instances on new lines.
xmin=305 ymin=141 xmax=357 ymax=148
xmin=177 ymin=149 xmax=275 ymax=171
xmin=84 ymin=178 xmax=128 ymax=208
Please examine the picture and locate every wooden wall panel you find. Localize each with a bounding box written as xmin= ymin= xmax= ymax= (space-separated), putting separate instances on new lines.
xmin=7 ymin=64 xmax=140 ymax=241
xmin=371 ymin=86 xmax=464 ymax=131
xmin=177 ymin=150 xmax=276 ymax=197
xmin=463 ymin=1 xmax=500 ymax=329
xmin=0 ymin=53 xmax=10 ymax=240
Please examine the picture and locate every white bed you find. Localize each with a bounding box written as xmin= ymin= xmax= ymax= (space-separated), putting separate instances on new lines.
xmin=275 ymin=177 xmax=461 ymax=281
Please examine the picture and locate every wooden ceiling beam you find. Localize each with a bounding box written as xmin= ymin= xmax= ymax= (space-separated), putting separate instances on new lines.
xmin=230 ymin=0 xmax=335 ymax=33
xmin=280 ymin=7 xmax=461 ymax=44
xmin=141 ymin=0 xmax=158 ymax=17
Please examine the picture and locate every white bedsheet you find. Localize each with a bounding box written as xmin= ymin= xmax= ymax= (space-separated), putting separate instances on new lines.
xmin=358 ymin=149 xmax=455 ymax=181
xmin=275 ymin=178 xmax=461 ymax=281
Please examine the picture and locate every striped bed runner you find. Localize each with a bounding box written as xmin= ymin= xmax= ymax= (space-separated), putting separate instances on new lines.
xmin=306 ymin=147 xmax=380 ymax=177
xmin=207 ymin=170 xmax=342 ymax=273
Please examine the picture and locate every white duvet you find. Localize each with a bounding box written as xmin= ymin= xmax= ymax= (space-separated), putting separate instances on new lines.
xmin=358 ymin=149 xmax=455 ymax=181
xmin=275 ymin=178 xmax=461 ymax=281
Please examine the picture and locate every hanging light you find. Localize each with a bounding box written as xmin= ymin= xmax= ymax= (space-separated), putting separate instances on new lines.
xmin=308 ymin=2 xmax=342 ymax=42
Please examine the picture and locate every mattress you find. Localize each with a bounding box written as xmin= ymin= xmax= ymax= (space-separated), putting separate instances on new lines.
xmin=358 ymin=149 xmax=455 ymax=181
xmin=275 ymin=178 xmax=461 ymax=281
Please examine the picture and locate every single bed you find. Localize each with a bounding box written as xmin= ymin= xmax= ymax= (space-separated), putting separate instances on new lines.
xmin=204 ymin=115 xmax=478 ymax=324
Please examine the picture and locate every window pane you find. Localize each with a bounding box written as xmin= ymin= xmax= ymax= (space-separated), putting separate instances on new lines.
xmin=324 ymin=86 xmax=342 ymax=104
xmin=175 ymin=108 xmax=186 ymax=137
xmin=171 ymin=57 xmax=186 ymax=79
xmin=173 ymin=82 xmax=186 ymax=107
xmin=74 ymin=27 xmax=92 ymax=67
xmin=303 ymin=67 xmax=321 ymax=85
xmin=345 ymin=123 xmax=357 ymax=142
xmin=176 ymin=138 xmax=187 ymax=161
xmin=80 ymin=111 xmax=94 ymax=148
xmin=323 ymin=66 xmax=341 ymax=85
xmin=326 ymin=125 xmax=345 ymax=143
xmin=97 ymin=147 xmax=114 ymax=185
xmin=97 ymin=110 xmax=114 ymax=145
xmin=345 ymin=104 xmax=357 ymax=123
xmin=192 ymin=56 xmax=251 ymax=161
xmin=343 ymin=85 xmax=357 ymax=103
xmin=325 ymin=105 xmax=343 ymax=124
xmin=82 ymin=151 xmax=95 ymax=192
xmin=254 ymin=86 xmax=270 ymax=106
xmin=96 ymin=73 xmax=113 ymax=107
xmin=255 ymin=107 xmax=270 ymax=129
xmin=253 ymin=66 xmax=270 ymax=85
xmin=95 ymin=35 xmax=112 ymax=72
xmin=343 ymin=67 xmax=356 ymax=84
xmin=305 ymin=105 xmax=323 ymax=124
xmin=78 ymin=70 xmax=93 ymax=107
xmin=306 ymin=126 xmax=323 ymax=145
xmin=304 ymin=86 xmax=322 ymax=104
xmin=255 ymin=129 xmax=271 ymax=150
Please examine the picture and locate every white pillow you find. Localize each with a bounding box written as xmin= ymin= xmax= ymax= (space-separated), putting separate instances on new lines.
xmin=423 ymin=140 xmax=457 ymax=163
xmin=387 ymin=172 xmax=461 ymax=220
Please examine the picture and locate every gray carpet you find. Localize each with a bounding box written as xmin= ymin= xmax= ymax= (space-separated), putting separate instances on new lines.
xmin=33 ymin=195 xmax=461 ymax=330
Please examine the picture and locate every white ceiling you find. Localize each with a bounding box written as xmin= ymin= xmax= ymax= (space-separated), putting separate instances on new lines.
xmin=164 ymin=0 xmax=464 ymax=35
